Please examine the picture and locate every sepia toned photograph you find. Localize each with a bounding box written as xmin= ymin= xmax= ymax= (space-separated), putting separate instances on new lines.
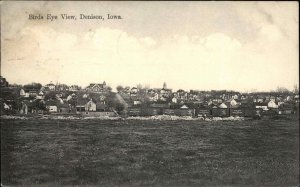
xmin=0 ymin=1 xmax=299 ymax=186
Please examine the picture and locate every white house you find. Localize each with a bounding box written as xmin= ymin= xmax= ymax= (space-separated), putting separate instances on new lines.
xmin=36 ymin=95 xmax=44 ymax=100
xmin=58 ymin=98 xmax=64 ymax=104
xmin=133 ymin=100 xmax=142 ymax=105
xmin=149 ymin=93 xmax=159 ymax=102
xmin=228 ymin=98 xmax=238 ymax=106
xmin=232 ymin=94 xmax=239 ymax=100
xmin=67 ymin=95 xmax=73 ymax=101
xmin=3 ymin=103 xmax=10 ymax=110
xmin=85 ymin=99 xmax=96 ymax=111
xmin=131 ymin=87 xmax=138 ymax=94
xmin=49 ymin=106 xmax=58 ymax=113
xmin=159 ymin=96 xmax=167 ymax=101
xmin=20 ymin=89 xmax=26 ymax=96
xmin=284 ymin=96 xmax=291 ymax=101
xmin=45 ymin=83 xmax=56 ymax=91
xmin=172 ymin=97 xmax=177 ymax=103
xmin=268 ymin=100 xmax=278 ymax=108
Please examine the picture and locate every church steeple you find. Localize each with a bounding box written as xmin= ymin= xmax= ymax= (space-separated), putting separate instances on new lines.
xmin=163 ymin=82 xmax=167 ymax=89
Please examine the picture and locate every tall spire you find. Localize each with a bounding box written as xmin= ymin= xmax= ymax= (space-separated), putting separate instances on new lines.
xmin=163 ymin=82 xmax=167 ymax=89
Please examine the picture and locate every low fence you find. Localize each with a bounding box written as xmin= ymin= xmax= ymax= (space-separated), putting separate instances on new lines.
xmin=211 ymin=108 xmax=229 ymax=117
xmin=127 ymin=107 xmax=163 ymax=116
xmin=128 ymin=107 xmax=193 ymax=117
xmin=197 ymin=108 xmax=256 ymax=117
xmin=195 ymin=108 xmax=211 ymax=117
xmin=127 ymin=107 xmax=141 ymax=116
xmin=77 ymin=111 xmax=117 ymax=117
xmin=163 ymin=109 xmax=194 ymax=116
xmin=278 ymin=109 xmax=293 ymax=115
xmin=127 ymin=106 xmax=296 ymax=118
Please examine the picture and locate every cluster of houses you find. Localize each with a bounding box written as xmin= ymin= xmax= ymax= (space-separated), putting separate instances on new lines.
xmin=118 ymin=83 xmax=299 ymax=117
xmin=0 ymin=76 xmax=299 ymax=118
xmin=1 ymin=78 xmax=117 ymax=117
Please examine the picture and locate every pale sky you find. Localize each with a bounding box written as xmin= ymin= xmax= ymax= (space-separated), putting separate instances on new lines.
xmin=1 ymin=1 xmax=299 ymax=92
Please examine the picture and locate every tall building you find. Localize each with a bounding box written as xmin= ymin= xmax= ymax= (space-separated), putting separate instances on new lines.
xmin=163 ymin=82 xmax=167 ymax=89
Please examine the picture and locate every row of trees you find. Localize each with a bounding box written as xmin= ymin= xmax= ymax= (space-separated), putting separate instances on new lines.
xmin=116 ymin=85 xmax=299 ymax=95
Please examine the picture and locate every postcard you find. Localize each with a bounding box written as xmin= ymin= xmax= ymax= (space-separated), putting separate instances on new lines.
xmin=1 ymin=1 xmax=299 ymax=186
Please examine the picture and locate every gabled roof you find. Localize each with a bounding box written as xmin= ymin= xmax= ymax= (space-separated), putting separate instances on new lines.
xmin=180 ymin=104 xmax=189 ymax=109
xmin=86 ymin=83 xmax=105 ymax=90
xmin=268 ymin=100 xmax=278 ymax=104
xmin=219 ymin=103 xmax=228 ymax=108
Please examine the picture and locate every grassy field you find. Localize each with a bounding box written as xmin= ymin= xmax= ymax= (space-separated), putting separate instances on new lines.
xmin=1 ymin=118 xmax=299 ymax=186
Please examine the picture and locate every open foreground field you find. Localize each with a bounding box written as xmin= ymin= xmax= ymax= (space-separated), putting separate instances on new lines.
xmin=1 ymin=118 xmax=299 ymax=186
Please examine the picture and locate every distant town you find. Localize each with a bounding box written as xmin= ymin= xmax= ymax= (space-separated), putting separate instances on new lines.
xmin=0 ymin=76 xmax=299 ymax=118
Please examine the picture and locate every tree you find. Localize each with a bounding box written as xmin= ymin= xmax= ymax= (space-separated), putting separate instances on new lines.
xmin=31 ymin=99 xmax=46 ymax=111
xmin=68 ymin=97 xmax=77 ymax=107
xmin=115 ymin=103 xmax=125 ymax=113
xmin=116 ymin=85 xmax=124 ymax=93
xmin=276 ymin=87 xmax=290 ymax=94
xmin=23 ymin=82 xmax=42 ymax=90
xmin=45 ymin=91 xmax=57 ymax=100
xmin=106 ymin=86 xmax=112 ymax=92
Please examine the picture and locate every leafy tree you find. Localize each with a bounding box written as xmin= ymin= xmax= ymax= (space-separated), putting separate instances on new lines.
xmin=23 ymin=82 xmax=42 ymax=90
xmin=276 ymin=87 xmax=291 ymax=94
xmin=68 ymin=96 xmax=77 ymax=107
xmin=107 ymin=86 xmax=112 ymax=92
xmin=44 ymin=91 xmax=57 ymax=100
xmin=30 ymin=99 xmax=46 ymax=111
xmin=116 ymin=85 xmax=124 ymax=93
xmin=115 ymin=103 xmax=125 ymax=113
